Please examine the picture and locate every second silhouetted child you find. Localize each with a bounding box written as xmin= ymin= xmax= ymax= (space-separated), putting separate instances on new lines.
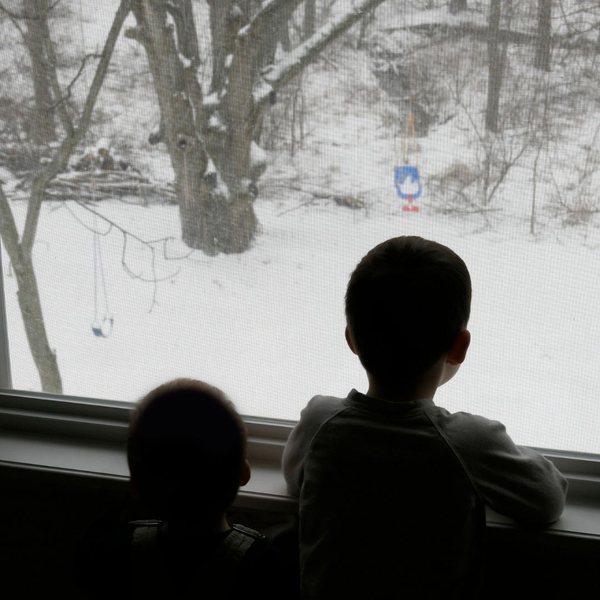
xmin=76 ymin=378 xmax=297 ymax=599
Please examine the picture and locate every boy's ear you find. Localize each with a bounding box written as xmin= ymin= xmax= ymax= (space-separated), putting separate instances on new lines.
xmin=447 ymin=329 xmax=471 ymax=366
xmin=240 ymin=459 xmax=251 ymax=487
xmin=345 ymin=326 xmax=358 ymax=355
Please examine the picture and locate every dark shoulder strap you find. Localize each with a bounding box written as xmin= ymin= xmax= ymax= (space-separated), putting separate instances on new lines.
xmin=131 ymin=520 xmax=162 ymax=550
xmin=129 ymin=521 xmax=265 ymax=598
xmin=217 ymin=524 xmax=264 ymax=565
xmin=208 ymin=524 xmax=265 ymax=598
xmin=130 ymin=520 xmax=166 ymax=595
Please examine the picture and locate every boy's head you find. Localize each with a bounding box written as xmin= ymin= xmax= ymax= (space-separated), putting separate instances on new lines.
xmin=345 ymin=236 xmax=471 ymax=391
xmin=127 ymin=378 xmax=249 ymax=521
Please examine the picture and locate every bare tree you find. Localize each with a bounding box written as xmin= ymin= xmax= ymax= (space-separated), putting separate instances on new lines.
xmin=534 ymin=0 xmax=552 ymax=71
xmin=0 ymin=0 xmax=131 ymax=393
xmin=304 ymin=0 xmax=316 ymax=39
xmin=0 ymin=0 xmax=59 ymax=144
xmin=485 ymin=0 xmax=510 ymax=133
xmin=129 ymin=0 xmax=389 ymax=256
xmin=23 ymin=0 xmax=56 ymax=143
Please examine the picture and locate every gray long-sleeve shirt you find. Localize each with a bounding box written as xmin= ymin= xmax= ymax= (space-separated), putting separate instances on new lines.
xmin=282 ymin=390 xmax=568 ymax=600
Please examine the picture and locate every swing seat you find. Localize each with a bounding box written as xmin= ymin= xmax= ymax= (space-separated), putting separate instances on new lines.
xmin=394 ymin=166 xmax=422 ymax=200
xmin=92 ymin=317 xmax=114 ymax=338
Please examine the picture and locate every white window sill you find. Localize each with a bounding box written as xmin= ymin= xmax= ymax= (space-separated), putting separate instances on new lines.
xmin=1 ymin=427 xmax=600 ymax=539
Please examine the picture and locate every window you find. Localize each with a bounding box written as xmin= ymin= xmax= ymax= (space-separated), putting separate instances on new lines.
xmin=1 ymin=1 xmax=600 ymax=457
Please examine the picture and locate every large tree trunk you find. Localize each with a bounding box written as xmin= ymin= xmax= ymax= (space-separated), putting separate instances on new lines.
xmin=131 ymin=0 xmax=257 ymax=255
xmin=23 ymin=0 xmax=55 ymax=144
xmin=534 ymin=0 xmax=552 ymax=71
xmin=485 ymin=0 xmax=507 ymax=133
xmin=133 ymin=0 xmax=389 ymax=255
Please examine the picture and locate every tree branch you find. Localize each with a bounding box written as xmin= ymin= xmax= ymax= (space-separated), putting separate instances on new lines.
xmin=0 ymin=1 xmax=36 ymax=20
xmin=0 ymin=0 xmax=62 ymax=20
xmin=0 ymin=2 xmax=26 ymax=37
xmin=0 ymin=185 xmax=22 ymax=264
xmin=40 ymin=4 xmax=76 ymax=136
xmin=46 ymin=53 xmax=103 ymax=134
xmin=244 ymin=0 xmax=303 ymax=39
xmin=254 ymin=0 xmax=387 ymax=109
xmin=76 ymin=2 xmax=130 ymax=140
xmin=71 ymin=201 xmax=181 ymax=312
xmin=21 ymin=0 xmax=131 ymax=260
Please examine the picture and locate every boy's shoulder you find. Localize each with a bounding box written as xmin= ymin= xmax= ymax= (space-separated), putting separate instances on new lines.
xmin=300 ymin=394 xmax=346 ymax=418
xmin=427 ymin=406 xmax=516 ymax=452
xmin=290 ymin=394 xmax=347 ymax=432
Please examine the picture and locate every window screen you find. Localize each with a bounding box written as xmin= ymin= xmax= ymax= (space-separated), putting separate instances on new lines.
xmin=1 ymin=1 xmax=599 ymax=453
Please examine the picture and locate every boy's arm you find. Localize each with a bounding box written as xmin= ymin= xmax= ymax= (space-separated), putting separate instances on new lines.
xmin=440 ymin=413 xmax=568 ymax=524
xmin=282 ymin=396 xmax=343 ymax=497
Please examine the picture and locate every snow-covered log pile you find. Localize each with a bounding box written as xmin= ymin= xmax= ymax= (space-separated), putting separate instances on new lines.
xmin=41 ymin=170 xmax=177 ymax=204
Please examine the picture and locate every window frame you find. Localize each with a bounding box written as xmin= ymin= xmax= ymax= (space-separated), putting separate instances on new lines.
xmin=0 ymin=247 xmax=12 ymax=390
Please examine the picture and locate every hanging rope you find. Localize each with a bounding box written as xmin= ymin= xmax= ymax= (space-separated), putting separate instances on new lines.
xmin=402 ymin=112 xmax=418 ymax=169
xmin=76 ymin=0 xmax=114 ymax=337
xmin=89 ymin=153 xmax=114 ymax=338
xmin=92 ymin=227 xmax=113 ymax=338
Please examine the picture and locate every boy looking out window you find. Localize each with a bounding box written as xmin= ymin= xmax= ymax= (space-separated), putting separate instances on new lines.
xmin=283 ymin=236 xmax=567 ymax=600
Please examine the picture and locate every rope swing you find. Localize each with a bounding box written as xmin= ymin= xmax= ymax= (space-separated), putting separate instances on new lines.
xmin=76 ymin=0 xmax=113 ymax=338
xmin=92 ymin=227 xmax=113 ymax=338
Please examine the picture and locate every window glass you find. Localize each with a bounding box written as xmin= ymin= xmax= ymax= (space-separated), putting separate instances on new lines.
xmin=1 ymin=1 xmax=600 ymax=453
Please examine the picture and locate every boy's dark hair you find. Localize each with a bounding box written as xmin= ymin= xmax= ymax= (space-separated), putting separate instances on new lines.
xmin=345 ymin=236 xmax=471 ymax=389
xmin=127 ymin=378 xmax=247 ymax=519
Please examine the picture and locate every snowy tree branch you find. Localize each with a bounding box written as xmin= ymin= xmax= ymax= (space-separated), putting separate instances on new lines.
xmin=254 ymin=0 xmax=387 ymax=109
xmin=244 ymin=0 xmax=303 ymax=39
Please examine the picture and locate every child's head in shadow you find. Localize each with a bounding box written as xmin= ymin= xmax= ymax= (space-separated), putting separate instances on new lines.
xmin=345 ymin=236 xmax=472 ymax=400
xmin=127 ymin=378 xmax=250 ymax=533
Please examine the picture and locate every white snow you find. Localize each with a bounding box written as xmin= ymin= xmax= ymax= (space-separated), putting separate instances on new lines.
xmin=382 ymin=7 xmax=487 ymax=31
xmin=250 ymin=142 xmax=268 ymax=170
xmin=4 ymin=194 xmax=600 ymax=455
xmin=205 ymin=158 xmax=217 ymax=177
xmin=178 ymin=53 xmax=192 ymax=69
xmin=208 ymin=113 xmax=227 ymax=133
xmin=0 ymin=167 xmax=18 ymax=193
xmin=203 ymin=93 xmax=219 ymax=108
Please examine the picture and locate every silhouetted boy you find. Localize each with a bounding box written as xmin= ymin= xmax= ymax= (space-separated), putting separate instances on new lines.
xmin=283 ymin=236 xmax=567 ymax=600
xmin=76 ymin=378 xmax=297 ymax=599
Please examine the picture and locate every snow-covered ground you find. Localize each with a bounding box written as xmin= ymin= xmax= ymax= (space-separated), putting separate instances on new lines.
xmin=2 ymin=1 xmax=600 ymax=455
xmin=4 ymin=174 xmax=600 ymax=455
